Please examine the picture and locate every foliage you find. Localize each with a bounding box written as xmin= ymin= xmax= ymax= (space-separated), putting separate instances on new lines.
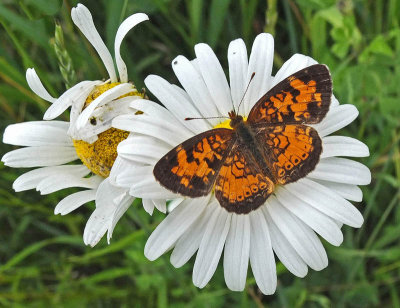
xmin=0 ymin=0 xmax=399 ymax=306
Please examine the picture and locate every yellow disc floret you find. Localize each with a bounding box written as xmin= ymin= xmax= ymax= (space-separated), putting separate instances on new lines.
xmin=213 ymin=116 xmax=248 ymax=130
xmin=73 ymin=82 xmax=144 ymax=178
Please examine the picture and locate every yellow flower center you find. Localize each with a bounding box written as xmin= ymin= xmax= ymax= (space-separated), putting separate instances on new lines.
xmin=213 ymin=116 xmax=248 ymax=129
xmin=73 ymin=82 xmax=144 ymax=178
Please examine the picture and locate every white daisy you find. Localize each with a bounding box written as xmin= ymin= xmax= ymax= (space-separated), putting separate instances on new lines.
xmin=2 ymin=3 xmax=149 ymax=247
xmin=112 ymin=33 xmax=371 ymax=294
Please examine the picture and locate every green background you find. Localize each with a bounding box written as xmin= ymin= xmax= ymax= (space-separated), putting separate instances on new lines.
xmin=0 ymin=0 xmax=399 ymax=306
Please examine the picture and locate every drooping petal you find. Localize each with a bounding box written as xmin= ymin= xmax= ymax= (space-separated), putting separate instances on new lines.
xmin=26 ymin=68 xmax=56 ymax=103
xmin=107 ymin=193 xmax=134 ymax=243
xmin=43 ymin=80 xmax=100 ymax=120
xmin=115 ymin=13 xmax=149 ymax=83
xmin=71 ymin=4 xmax=117 ymax=81
xmin=76 ymin=83 xmax=134 ymax=129
xmin=54 ymin=189 xmax=96 ymax=215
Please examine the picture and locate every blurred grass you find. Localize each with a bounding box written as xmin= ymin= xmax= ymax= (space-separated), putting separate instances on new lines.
xmin=0 ymin=0 xmax=399 ymax=306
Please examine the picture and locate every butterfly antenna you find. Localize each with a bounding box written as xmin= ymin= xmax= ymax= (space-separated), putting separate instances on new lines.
xmin=236 ymin=72 xmax=255 ymax=114
xmin=185 ymin=116 xmax=230 ymax=121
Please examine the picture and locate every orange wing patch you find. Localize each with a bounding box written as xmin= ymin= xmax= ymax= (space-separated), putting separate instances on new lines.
xmin=248 ymin=64 xmax=332 ymax=125
xmin=153 ymin=128 xmax=234 ymax=197
xmin=256 ymin=124 xmax=322 ymax=185
xmin=214 ymin=145 xmax=274 ymax=214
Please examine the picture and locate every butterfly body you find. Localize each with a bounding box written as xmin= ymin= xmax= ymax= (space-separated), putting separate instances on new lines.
xmin=153 ymin=64 xmax=332 ymax=214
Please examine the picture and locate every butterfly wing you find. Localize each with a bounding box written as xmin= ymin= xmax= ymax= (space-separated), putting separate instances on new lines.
xmin=153 ymin=128 xmax=234 ymax=197
xmin=254 ymin=124 xmax=322 ymax=185
xmin=214 ymin=142 xmax=274 ymax=214
xmin=248 ymin=64 xmax=332 ymax=125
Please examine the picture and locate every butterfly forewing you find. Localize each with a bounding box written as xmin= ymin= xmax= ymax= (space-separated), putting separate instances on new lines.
xmin=248 ymin=64 xmax=332 ymax=125
xmin=254 ymin=124 xmax=322 ymax=184
xmin=153 ymin=128 xmax=234 ymax=197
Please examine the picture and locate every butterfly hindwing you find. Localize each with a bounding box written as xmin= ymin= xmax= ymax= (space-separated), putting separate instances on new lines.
xmin=248 ymin=64 xmax=332 ymax=125
xmin=214 ymin=143 xmax=274 ymax=214
xmin=153 ymin=128 xmax=234 ymax=197
xmin=254 ymin=124 xmax=322 ymax=185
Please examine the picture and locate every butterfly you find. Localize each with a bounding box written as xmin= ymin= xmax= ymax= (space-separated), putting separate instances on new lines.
xmin=153 ymin=64 xmax=332 ymax=214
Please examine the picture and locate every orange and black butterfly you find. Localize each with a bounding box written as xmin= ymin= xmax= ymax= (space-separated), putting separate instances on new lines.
xmin=153 ymin=64 xmax=332 ymax=214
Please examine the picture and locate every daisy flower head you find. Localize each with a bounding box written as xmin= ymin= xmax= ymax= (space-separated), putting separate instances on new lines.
xmin=2 ymin=3 xmax=149 ymax=247
xmin=113 ymin=33 xmax=371 ymax=294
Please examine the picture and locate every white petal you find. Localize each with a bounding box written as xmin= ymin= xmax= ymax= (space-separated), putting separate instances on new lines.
xmin=276 ymin=187 xmax=343 ymax=246
xmin=309 ymin=157 xmax=371 ymax=185
xmin=71 ymin=4 xmax=117 ymax=81
xmin=130 ymin=181 xmax=178 ymax=199
xmin=195 ymin=43 xmax=232 ymax=116
xmin=265 ymin=197 xmax=328 ymax=271
xmin=170 ymin=200 xmax=217 ymax=267
xmin=117 ymin=139 xmax=167 ymax=165
xmin=114 ymin=114 xmax=191 ymax=147
xmin=144 ymin=75 xmax=210 ymax=133
xmin=107 ymin=193 xmax=134 ymax=243
xmin=115 ymin=13 xmax=149 ymax=83
xmin=152 ymin=199 xmax=167 ymax=213
xmin=76 ymin=83 xmax=134 ymax=129
xmin=2 ymin=146 xmax=78 ymax=168
xmin=172 ymin=56 xmax=220 ymax=125
xmin=249 ymin=210 xmax=277 ymax=295
xmin=54 ymin=189 xmax=96 ymax=215
xmin=142 ymin=198 xmax=155 ymax=215
xmin=286 ymin=178 xmax=364 ymax=227
xmin=263 ymin=209 xmax=308 ymax=277
xmin=37 ymin=174 xmax=103 ymax=195
xmin=193 ymin=206 xmax=231 ymax=288
xmin=322 ymin=136 xmax=369 ymax=158
xmin=3 ymin=121 xmax=71 ymax=147
xmin=26 ymin=68 xmax=56 ymax=103
xmin=312 ymin=179 xmax=363 ymax=202
xmin=13 ymin=165 xmax=89 ymax=192
xmin=44 ymin=80 xmax=100 ymax=120
xmin=272 ymin=54 xmax=316 ymax=86
xmin=129 ymin=99 xmax=182 ymax=126
xmin=223 ymin=214 xmax=250 ymax=291
xmin=228 ymin=38 xmax=248 ymax=114
xmin=83 ymin=180 xmax=124 ymax=246
xmin=145 ymin=196 xmax=209 ymax=260
xmin=244 ymin=33 xmax=274 ymax=114
xmin=73 ymin=97 xmax=137 ymax=141
xmin=313 ymin=104 xmax=359 ymax=137
xmin=167 ymin=198 xmax=184 ymax=213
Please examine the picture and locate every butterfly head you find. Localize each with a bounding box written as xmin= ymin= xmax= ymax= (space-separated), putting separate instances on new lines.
xmin=228 ymin=110 xmax=244 ymax=129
